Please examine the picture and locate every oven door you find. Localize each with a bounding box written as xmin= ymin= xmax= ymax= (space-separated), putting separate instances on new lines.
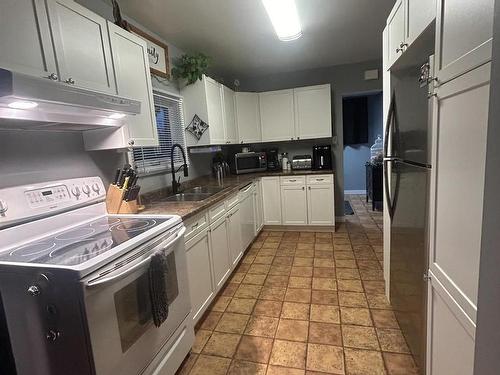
xmin=82 ymin=225 xmax=190 ymax=375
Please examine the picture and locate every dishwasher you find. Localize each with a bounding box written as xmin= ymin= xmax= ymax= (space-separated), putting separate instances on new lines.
xmin=238 ymin=183 xmax=256 ymax=250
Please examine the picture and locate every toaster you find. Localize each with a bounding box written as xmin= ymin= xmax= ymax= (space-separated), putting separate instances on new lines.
xmin=291 ymin=155 xmax=312 ymax=170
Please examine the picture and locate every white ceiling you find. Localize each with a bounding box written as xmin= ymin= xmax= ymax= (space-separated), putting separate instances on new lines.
xmin=116 ymin=0 xmax=395 ymax=77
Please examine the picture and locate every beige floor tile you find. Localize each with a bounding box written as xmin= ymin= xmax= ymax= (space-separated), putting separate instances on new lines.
xmin=314 ymin=250 xmax=334 ymax=259
xmin=254 ymin=255 xmax=275 ymax=265
xmin=289 ymin=276 xmax=313 ymax=288
xmin=315 ymin=243 xmax=334 ymax=250
xmin=245 ymin=315 xmax=279 ymax=337
xmin=313 ymin=267 xmax=336 ymax=278
xmin=311 ymin=290 xmax=339 ymax=305
xmin=230 ymin=272 xmax=247 ymax=284
xmin=312 ymin=277 xmax=337 ymax=291
xmin=340 ymin=307 xmax=373 ymax=326
xmin=336 ymin=268 xmax=361 ymax=280
xmin=310 ymin=304 xmax=340 ymax=324
xmin=383 ymin=353 xmax=419 ymax=374
xmin=342 ymin=325 xmax=379 ymax=350
xmin=377 ymin=328 xmax=410 ymax=353
xmin=308 ymin=322 xmax=342 ymax=346
xmin=334 ymin=251 xmax=356 ymax=260
xmin=306 ymin=343 xmax=344 ymax=374
xmin=297 ymin=243 xmax=314 ymax=250
xmin=294 ymin=257 xmax=314 ymax=266
xmin=272 ymin=256 xmax=293 ymax=266
xmin=243 ymin=273 xmax=267 ymax=285
xmin=221 ymin=283 xmax=239 ymax=297
xmin=226 ymin=298 xmax=257 ymax=315
xmin=344 ymin=348 xmax=386 ymax=375
xmin=248 ymin=264 xmax=272 ymax=274
xmin=215 ymin=313 xmax=250 ymax=334
xmin=268 ymin=265 xmax=292 ymax=276
xmin=235 ymin=284 xmax=263 ymax=299
xmin=259 ymin=286 xmax=287 ymax=301
xmin=267 ymin=364 xmax=306 ymax=375
xmin=253 ymin=300 xmax=282 ymax=317
xmin=265 ymin=275 xmax=289 ymax=287
xmin=270 ymin=339 xmax=307 ymax=369
xmin=190 ymin=355 xmax=231 ymax=375
xmin=202 ymin=332 xmax=241 ymax=357
xmin=313 ymin=258 xmax=335 ymax=268
xmin=291 ymin=266 xmax=313 ymax=277
xmin=335 ymin=259 xmax=358 ymax=269
xmin=235 ymin=336 xmax=274 ymax=363
xmin=192 ymin=329 xmax=211 ymax=353
xmin=281 ymin=302 xmax=310 ymax=320
xmin=371 ymin=309 xmax=399 ymax=329
xmin=285 ymin=288 xmax=312 ymax=303
xmin=210 ymin=296 xmax=232 ymax=312
xmin=199 ymin=311 xmax=223 ymax=331
xmin=367 ymin=294 xmax=391 ymax=309
xmin=227 ymin=359 xmax=267 ymax=375
xmin=363 ymin=280 xmax=386 ymax=294
xmin=337 ymin=279 xmax=364 ymax=292
xmin=275 ymin=319 xmax=309 ymax=342
xmin=338 ymin=291 xmax=368 ymax=308
xmin=176 ymin=353 xmax=198 ymax=375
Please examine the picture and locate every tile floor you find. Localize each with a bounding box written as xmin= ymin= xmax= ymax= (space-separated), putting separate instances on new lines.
xmin=176 ymin=195 xmax=419 ymax=375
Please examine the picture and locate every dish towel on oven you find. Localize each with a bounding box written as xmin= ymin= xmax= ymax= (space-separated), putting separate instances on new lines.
xmin=149 ymin=251 xmax=169 ymax=327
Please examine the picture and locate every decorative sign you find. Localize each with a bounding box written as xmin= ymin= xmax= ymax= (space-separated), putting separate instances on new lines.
xmin=129 ymin=24 xmax=170 ymax=78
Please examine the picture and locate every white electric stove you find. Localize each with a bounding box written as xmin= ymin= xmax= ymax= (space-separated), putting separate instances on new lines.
xmin=0 ymin=177 xmax=194 ymax=375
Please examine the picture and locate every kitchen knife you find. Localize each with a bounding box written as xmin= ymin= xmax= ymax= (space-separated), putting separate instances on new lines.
xmin=122 ymin=176 xmax=130 ymax=191
xmin=113 ymin=169 xmax=121 ymax=185
xmin=125 ymin=185 xmax=140 ymax=202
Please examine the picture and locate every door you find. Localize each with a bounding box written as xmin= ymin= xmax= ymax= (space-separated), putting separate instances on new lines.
xmin=307 ymin=184 xmax=334 ymax=225
xmin=260 ymin=89 xmax=295 ymax=142
xmin=186 ymin=229 xmax=214 ymax=324
xmin=387 ymin=0 xmax=406 ymax=67
xmin=406 ymin=0 xmax=436 ymax=46
xmin=235 ymin=92 xmax=261 ymax=143
xmin=261 ymin=177 xmax=282 ymax=225
xmin=46 ymin=0 xmax=116 ymax=93
xmin=435 ymin=0 xmax=494 ymax=83
xmin=294 ymin=85 xmax=332 ymax=140
xmin=227 ymin=205 xmax=243 ymax=267
xmin=209 ymin=216 xmax=231 ymax=290
xmin=204 ymin=77 xmax=225 ymax=144
xmin=107 ymin=22 xmax=158 ymax=147
xmin=0 ymin=0 xmax=57 ymax=79
xmin=390 ymin=160 xmax=430 ymax=372
xmin=222 ymin=85 xmax=238 ymax=144
xmin=280 ymin=185 xmax=308 ymax=225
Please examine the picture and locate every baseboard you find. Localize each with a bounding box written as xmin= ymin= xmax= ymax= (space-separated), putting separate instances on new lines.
xmin=345 ymin=190 xmax=367 ymax=195
xmin=263 ymin=225 xmax=335 ymax=232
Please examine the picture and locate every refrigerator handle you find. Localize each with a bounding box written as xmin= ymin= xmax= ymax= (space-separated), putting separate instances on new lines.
xmin=383 ymin=159 xmax=401 ymax=220
xmin=384 ymin=91 xmax=396 ymax=158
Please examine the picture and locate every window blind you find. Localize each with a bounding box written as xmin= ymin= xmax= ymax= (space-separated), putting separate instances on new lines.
xmin=132 ymin=91 xmax=188 ymax=174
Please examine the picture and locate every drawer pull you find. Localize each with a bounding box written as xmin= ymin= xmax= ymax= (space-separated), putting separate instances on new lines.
xmin=289 ymin=179 xmax=297 ymax=182
xmin=316 ymin=178 xmax=325 ymax=181
xmin=191 ymin=223 xmax=199 ymax=229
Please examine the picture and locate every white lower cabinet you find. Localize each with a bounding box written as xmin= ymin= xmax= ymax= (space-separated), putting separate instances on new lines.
xmin=209 ymin=216 xmax=231 ymax=290
xmin=280 ymin=184 xmax=308 ymax=225
xmin=254 ymin=179 xmax=264 ymax=233
xmin=185 ymin=228 xmax=214 ymax=324
xmin=307 ymin=184 xmax=335 ymax=225
xmin=227 ymin=204 xmax=243 ymax=266
xmin=261 ymin=177 xmax=282 ymax=225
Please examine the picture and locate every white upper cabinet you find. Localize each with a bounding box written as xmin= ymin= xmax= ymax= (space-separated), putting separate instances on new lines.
xmin=0 ymin=0 xmax=57 ymax=79
xmin=260 ymin=89 xmax=295 ymax=142
xmin=435 ymin=0 xmax=494 ymax=83
xmin=204 ymin=77 xmax=225 ymax=143
xmin=222 ymin=85 xmax=238 ymax=144
xmin=387 ymin=0 xmax=406 ymax=67
xmin=46 ymin=0 xmax=116 ymax=94
xmin=235 ymin=92 xmax=261 ymax=144
xmin=406 ymin=0 xmax=436 ymax=45
xmin=294 ymin=84 xmax=332 ymax=140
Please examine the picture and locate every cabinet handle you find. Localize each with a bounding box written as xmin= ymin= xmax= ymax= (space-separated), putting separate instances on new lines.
xmin=289 ymin=179 xmax=297 ymax=182
xmin=191 ymin=223 xmax=199 ymax=229
xmin=308 ymin=186 xmax=311 ymax=190
xmin=47 ymin=73 xmax=58 ymax=81
xmin=128 ymin=140 xmax=135 ymax=146
xmin=302 ymin=186 xmax=305 ymax=190
xmin=65 ymin=77 xmax=75 ymax=85
xmin=400 ymin=42 xmax=408 ymax=49
xmin=290 ymin=137 xmax=294 ymax=140
xmin=316 ymin=178 xmax=324 ymax=181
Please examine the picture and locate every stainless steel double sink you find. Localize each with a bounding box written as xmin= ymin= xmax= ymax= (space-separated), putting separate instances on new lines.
xmin=163 ymin=186 xmax=226 ymax=202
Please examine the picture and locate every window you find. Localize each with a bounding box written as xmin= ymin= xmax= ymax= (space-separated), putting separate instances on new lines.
xmin=132 ymin=91 xmax=188 ymax=174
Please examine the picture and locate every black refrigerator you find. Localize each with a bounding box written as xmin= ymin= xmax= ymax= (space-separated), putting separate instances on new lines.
xmin=384 ymin=56 xmax=434 ymax=373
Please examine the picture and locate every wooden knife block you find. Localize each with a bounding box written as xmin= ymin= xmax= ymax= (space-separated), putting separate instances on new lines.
xmin=106 ymin=184 xmax=143 ymax=214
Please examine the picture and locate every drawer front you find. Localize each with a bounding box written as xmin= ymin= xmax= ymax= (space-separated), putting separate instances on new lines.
xmin=306 ymin=174 xmax=333 ymax=185
xmin=225 ymin=193 xmax=239 ymax=211
xmin=209 ymin=202 xmax=226 ymax=223
xmin=184 ymin=212 xmax=209 ymax=241
xmin=280 ymin=176 xmax=306 ymax=186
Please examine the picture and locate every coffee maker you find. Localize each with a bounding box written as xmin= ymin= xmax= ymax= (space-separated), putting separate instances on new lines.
xmin=312 ymin=145 xmax=332 ymax=170
xmin=266 ymin=148 xmax=280 ymax=171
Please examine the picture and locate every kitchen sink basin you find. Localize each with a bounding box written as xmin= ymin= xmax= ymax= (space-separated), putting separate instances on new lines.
xmin=183 ymin=186 xmax=225 ymax=194
xmin=163 ymin=193 xmax=211 ymax=202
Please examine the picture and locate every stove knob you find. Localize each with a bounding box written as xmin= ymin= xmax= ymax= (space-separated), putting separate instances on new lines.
xmin=82 ymin=185 xmax=91 ymax=197
xmin=0 ymin=199 xmax=7 ymax=215
xmin=46 ymin=330 xmax=60 ymax=342
xmin=71 ymin=186 xmax=81 ymax=199
xmin=27 ymin=285 xmax=41 ymax=296
xmin=92 ymin=183 xmax=101 ymax=194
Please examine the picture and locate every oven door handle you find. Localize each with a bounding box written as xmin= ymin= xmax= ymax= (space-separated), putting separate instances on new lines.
xmin=85 ymin=226 xmax=186 ymax=288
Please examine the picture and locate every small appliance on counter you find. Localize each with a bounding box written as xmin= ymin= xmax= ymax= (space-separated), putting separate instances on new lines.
xmin=291 ymin=155 xmax=312 ymax=170
xmin=233 ymin=151 xmax=267 ymax=174
xmin=266 ymin=148 xmax=281 ymax=171
xmin=312 ymin=145 xmax=333 ymax=170
xmin=281 ymin=152 xmax=290 ymax=171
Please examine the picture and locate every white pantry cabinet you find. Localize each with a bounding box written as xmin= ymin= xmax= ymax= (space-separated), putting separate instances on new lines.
xmin=293 ymin=84 xmax=332 ymax=140
xmin=46 ymin=0 xmax=116 ymax=94
xmin=227 ymin=204 xmax=243 ymax=267
xmin=222 ymin=85 xmax=238 ymax=144
xmin=406 ymin=0 xmax=436 ymax=46
xmin=0 ymin=0 xmax=57 ymax=79
xmin=261 ymin=177 xmax=282 ymax=225
xmin=209 ymin=216 xmax=231 ymax=290
xmin=235 ymin=92 xmax=261 ymax=144
xmin=84 ymin=22 xmax=158 ymax=150
xmin=259 ymin=89 xmax=295 ymax=142
xmin=185 ymin=227 xmax=214 ymax=324
xmin=280 ymin=184 xmax=308 ymax=225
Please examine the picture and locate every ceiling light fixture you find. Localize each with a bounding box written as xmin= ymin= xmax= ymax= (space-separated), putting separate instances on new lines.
xmin=262 ymin=0 xmax=302 ymax=41
xmin=108 ymin=113 xmax=126 ymax=119
xmin=8 ymin=101 xmax=38 ymax=110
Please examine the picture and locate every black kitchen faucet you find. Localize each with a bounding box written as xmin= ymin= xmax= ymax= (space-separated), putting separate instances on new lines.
xmin=170 ymin=143 xmax=188 ymax=194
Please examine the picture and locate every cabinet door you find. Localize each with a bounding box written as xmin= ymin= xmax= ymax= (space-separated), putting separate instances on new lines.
xmin=186 ymin=229 xmax=214 ymax=324
xmin=387 ymin=0 xmax=406 ymax=67
xmin=0 ymin=0 xmax=57 ymax=79
xmin=228 ymin=205 xmax=243 ymax=267
xmin=47 ymin=0 xmax=116 ymax=93
xmin=205 ymin=77 xmax=225 ymax=144
xmin=294 ymin=85 xmax=332 ymax=140
xmin=261 ymin=177 xmax=282 ymax=225
xmin=406 ymin=0 xmax=436 ymax=46
xmin=209 ymin=217 xmax=231 ymax=291
xmin=222 ymin=85 xmax=238 ymax=144
xmin=307 ymin=184 xmax=335 ymax=225
xmin=435 ymin=0 xmax=494 ymax=83
xmin=255 ymin=179 xmax=264 ymax=232
xmin=280 ymin=185 xmax=308 ymax=225
xmin=260 ymin=89 xmax=295 ymax=142
xmin=107 ymin=22 xmax=158 ymax=147
xmin=235 ymin=92 xmax=261 ymax=143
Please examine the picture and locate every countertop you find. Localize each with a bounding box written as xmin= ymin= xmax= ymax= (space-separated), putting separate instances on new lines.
xmin=140 ymin=170 xmax=334 ymax=221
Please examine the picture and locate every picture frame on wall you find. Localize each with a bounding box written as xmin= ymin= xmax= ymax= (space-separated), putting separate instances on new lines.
xmin=128 ymin=24 xmax=170 ymax=78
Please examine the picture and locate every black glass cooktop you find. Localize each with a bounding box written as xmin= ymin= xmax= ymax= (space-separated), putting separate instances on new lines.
xmin=0 ymin=216 xmax=172 ymax=266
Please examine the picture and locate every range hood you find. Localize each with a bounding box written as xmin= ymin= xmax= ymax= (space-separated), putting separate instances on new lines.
xmin=0 ymin=69 xmax=140 ymax=131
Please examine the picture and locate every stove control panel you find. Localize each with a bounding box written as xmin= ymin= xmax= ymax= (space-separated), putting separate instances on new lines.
xmin=0 ymin=177 xmax=106 ymax=229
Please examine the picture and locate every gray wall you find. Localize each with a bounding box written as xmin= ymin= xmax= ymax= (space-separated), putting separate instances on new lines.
xmin=474 ymin=0 xmax=500 ymax=372
xmin=232 ymin=59 xmax=383 ymax=215
xmin=343 ymin=92 xmax=383 ymax=192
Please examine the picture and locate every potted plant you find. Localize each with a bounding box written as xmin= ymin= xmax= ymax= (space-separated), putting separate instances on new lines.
xmin=172 ymin=53 xmax=210 ymax=86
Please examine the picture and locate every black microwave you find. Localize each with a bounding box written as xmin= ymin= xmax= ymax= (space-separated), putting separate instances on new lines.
xmin=233 ymin=152 xmax=267 ymax=174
